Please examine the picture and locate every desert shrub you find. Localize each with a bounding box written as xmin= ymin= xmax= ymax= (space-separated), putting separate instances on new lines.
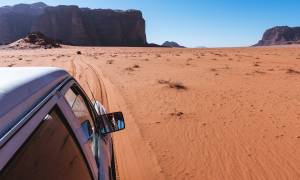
xmin=168 ymin=81 xmax=187 ymax=90
xmin=158 ymin=79 xmax=187 ymax=90
xmin=106 ymin=60 xmax=114 ymax=64
xmin=286 ymin=68 xmax=300 ymax=74
xmin=158 ymin=79 xmax=170 ymax=84
xmin=125 ymin=67 xmax=134 ymax=71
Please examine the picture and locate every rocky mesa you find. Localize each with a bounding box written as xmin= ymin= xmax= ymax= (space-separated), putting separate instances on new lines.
xmin=0 ymin=2 xmax=147 ymax=46
xmin=255 ymin=26 xmax=300 ymax=46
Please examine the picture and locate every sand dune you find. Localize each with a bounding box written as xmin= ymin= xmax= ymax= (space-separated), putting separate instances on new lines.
xmin=1 ymin=46 xmax=300 ymax=179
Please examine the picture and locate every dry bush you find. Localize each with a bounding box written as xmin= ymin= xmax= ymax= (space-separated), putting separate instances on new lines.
xmin=158 ymin=79 xmax=170 ymax=84
xmin=286 ymin=68 xmax=300 ymax=74
xmin=253 ymin=62 xmax=260 ymax=67
xmin=125 ymin=67 xmax=134 ymax=71
xmin=133 ymin=64 xmax=140 ymax=68
xmin=170 ymin=111 xmax=184 ymax=117
xmin=106 ymin=60 xmax=114 ymax=64
xmin=158 ymin=79 xmax=187 ymax=90
xmin=254 ymin=70 xmax=266 ymax=74
xmin=77 ymin=51 xmax=82 ymax=55
xmin=168 ymin=81 xmax=187 ymax=90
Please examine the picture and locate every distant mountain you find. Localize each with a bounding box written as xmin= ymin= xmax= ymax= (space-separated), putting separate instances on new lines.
xmin=162 ymin=41 xmax=185 ymax=48
xmin=255 ymin=26 xmax=300 ymax=46
xmin=0 ymin=2 xmax=147 ymax=46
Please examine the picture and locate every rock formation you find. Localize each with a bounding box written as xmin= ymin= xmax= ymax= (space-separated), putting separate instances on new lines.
xmin=0 ymin=2 xmax=147 ymax=46
xmin=9 ymin=32 xmax=61 ymax=49
xmin=255 ymin=26 xmax=300 ymax=46
xmin=162 ymin=41 xmax=185 ymax=48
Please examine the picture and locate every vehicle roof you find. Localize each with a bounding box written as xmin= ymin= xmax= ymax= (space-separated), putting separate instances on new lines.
xmin=0 ymin=67 xmax=70 ymax=141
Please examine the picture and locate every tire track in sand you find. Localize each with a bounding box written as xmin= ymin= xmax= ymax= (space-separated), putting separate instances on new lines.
xmin=72 ymin=55 xmax=165 ymax=180
xmin=71 ymin=55 xmax=109 ymax=110
xmin=82 ymin=60 xmax=110 ymax=110
xmin=70 ymin=57 xmax=77 ymax=78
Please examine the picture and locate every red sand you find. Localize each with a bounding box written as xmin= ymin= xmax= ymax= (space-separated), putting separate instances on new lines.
xmin=1 ymin=46 xmax=300 ymax=179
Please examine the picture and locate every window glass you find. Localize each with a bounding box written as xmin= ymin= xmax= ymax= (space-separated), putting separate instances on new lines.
xmin=65 ymin=88 xmax=94 ymax=127
xmin=0 ymin=107 xmax=93 ymax=180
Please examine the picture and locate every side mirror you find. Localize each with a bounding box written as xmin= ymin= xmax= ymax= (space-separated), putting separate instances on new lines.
xmin=100 ymin=112 xmax=125 ymax=135
xmin=81 ymin=120 xmax=93 ymax=141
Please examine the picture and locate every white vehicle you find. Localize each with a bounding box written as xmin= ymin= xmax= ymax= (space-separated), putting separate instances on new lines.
xmin=0 ymin=67 xmax=125 ymax=180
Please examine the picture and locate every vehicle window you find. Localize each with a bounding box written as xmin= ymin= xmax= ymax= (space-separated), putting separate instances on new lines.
xmin=65 ymin=87 xmax=94 ymax=127
xmin=0 ymin=107 xmax=93 ymax=180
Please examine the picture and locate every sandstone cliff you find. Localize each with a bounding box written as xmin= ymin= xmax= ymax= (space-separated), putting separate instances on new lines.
xmin=255 ymin=26 xmax=300 ymax=46
xmin=0 ymin=2 xmax=46 ymax=44
xmin=0 ymin=2 xmax=147 ymax=46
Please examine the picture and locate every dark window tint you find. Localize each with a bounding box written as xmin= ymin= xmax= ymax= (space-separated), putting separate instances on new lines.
xmin=0 ymin=107 xmax=93 ymax=180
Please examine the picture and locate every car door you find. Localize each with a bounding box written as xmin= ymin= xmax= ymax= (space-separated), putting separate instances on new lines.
xmin=0 ymin=106 xmax=94 ymax=180
xmin=62 ymin=82 xmax=113 ymax=180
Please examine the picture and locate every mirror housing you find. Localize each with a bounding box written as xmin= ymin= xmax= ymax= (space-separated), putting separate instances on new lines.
xmin=99 ymin=112 xmax=125 ymax=135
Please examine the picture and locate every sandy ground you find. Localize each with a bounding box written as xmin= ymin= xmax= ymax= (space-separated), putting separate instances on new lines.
xmin=1 ymin=46 xmax=300 ymax=180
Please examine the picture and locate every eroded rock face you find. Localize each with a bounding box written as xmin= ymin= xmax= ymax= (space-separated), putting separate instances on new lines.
xmin=0 ymin=3 xmax=147 ymax=46
xmin=0 ymin=2 xmax=47 ymax=44
xmin=255 ymin=26 xmax=300 ymax=46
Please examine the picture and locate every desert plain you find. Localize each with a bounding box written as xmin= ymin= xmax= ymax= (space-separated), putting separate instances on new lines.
xmin=1 ymin=46 xmax=300 ymax=180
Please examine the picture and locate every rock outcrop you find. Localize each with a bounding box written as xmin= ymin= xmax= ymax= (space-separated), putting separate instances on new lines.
xmin=162 ymin=41 xmax=185 ymax=48
xmin=255 ymin=26 xmax=300 ymax=46
xmin=9 ymin=32 xmax=61 ymax=49
xmin=0 ymin=2 xmax=147 ymax=46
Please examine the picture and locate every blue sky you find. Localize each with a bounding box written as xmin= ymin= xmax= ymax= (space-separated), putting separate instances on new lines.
xmin=1 ymin=0 xmax=300 ymax=47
